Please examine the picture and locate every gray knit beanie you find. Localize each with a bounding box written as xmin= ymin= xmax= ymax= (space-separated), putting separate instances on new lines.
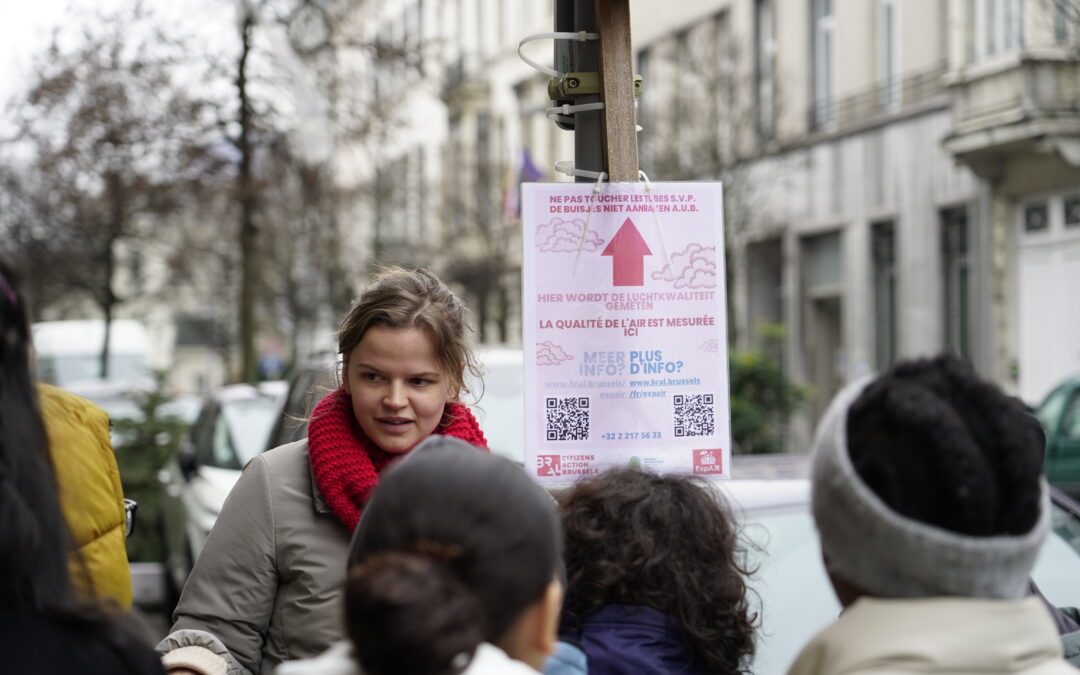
xmin=810 ymin=377 xmax=1050 ymax=600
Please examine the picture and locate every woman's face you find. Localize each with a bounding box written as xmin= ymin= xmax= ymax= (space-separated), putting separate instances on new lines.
xmin=344 ymin=325 xmax=455 ymax=454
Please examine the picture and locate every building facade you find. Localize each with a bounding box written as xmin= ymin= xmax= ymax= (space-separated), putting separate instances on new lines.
xmin=358 ymin=0 xmax=1080 ymax=438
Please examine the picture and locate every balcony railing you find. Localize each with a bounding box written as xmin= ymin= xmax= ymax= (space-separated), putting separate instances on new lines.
xmin=947 ymin=55 xmax=1080 ymax=136
xmin=810 ymin=61 xmax=949 ymax=133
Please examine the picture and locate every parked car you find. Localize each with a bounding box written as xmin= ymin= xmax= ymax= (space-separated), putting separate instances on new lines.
xmin=265 ymin=352 xmax=340 ymax=451
xmin=33 ymin=319 xmax=155 ymax=393
xmin=264 ymin=348 xmax=526 ymax=463
xmin=1037 ymin=375 xmax=1080 ymax=497
xmin=158 ymin=383 xmax=287 ymax=595
xmin=717 ymin=470 xmax=1080 ymax=674
xmin=467 ymin=347 xmax=525 ymax=463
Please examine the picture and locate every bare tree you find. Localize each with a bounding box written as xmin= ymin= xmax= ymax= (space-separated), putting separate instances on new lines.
xmin=1041 ymin=0 xmax=1080 ymax=53
xmin=2 ymin=0 xmax=442 ymax=384
xmin=638 ymin=18 xmax=783 ymax=345
xmin=438 ymin=151 xmax=521 ymax=345
xmin=1 ymin=6 xmax=220 ymax=377
xmin=224 ymin=0 xmax=435 ymax=376
xmin=235 ymin=6 xmax=261 ymax=382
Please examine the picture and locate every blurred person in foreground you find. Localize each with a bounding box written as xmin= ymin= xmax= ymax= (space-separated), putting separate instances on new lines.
xmin=0 ymin=258 xmax=162 ymax=674
xmin=158 ymin=268 xmax=489 ymax=675
xmin=787 ymin=355 xmax=1075 ymax=675
xmin=276 ymin=436 xmax=563 ymax=675
xmin=548 ymin=468 xmax=757 ymax=675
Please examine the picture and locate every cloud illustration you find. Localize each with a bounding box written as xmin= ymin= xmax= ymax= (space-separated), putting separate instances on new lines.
xmin=536 ymin=341 xmax=574 ymax=366
xmin=536 ymin=217 xmax=605 ymax=253
xmin=651 ymin=243 xmax=717 ymax=289
xmin=699 ymin=339 xmax=719 ymax=353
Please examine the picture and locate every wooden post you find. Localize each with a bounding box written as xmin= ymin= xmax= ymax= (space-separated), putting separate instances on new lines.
xmin=595 ymin=0 xmax=638 ymax=182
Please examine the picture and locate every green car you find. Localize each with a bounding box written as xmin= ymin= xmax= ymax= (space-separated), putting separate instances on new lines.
xmin=1038 ymin=376 xmax=1080 ymax=497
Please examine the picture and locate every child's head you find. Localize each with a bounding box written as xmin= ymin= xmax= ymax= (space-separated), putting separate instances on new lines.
xmin=345 ymin=437 xmax=563 ymax=675
xmin=812 ymin=355 xmax=1049 ymax=604
xmin=338 ymin=268 xmax=479 ymax=453
xmin=559 ymin=467 xmax=757 ymax=674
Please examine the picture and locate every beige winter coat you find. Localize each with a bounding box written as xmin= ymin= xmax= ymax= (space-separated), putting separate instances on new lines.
xmin=786 ymin=595 xmax=1078 ymax=675
xmin=157 ymin=440 xmax=351 ymax=675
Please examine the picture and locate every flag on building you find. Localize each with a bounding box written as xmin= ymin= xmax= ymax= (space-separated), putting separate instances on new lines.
xmin=503 ymin=148 xmax=544 ymax=219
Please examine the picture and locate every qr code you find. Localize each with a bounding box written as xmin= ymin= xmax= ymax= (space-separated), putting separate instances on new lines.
xmin=674 ymin=394 xmax=715 ymax=438
xmin=546 ymin=397 xmax=590 ymax=441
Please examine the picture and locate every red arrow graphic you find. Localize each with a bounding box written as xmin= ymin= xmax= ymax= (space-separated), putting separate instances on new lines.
xmin=601 ymin=218 xmax=652 ymax=286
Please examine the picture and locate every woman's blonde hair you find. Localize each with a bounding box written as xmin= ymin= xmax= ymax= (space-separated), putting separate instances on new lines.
xmin=338 ymin=268 xmax=479 ymax=398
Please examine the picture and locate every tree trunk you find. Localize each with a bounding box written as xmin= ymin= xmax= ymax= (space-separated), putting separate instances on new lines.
xmin=100 ymin=171 xmax=125 ymax=380
xmin=474 ymin=287 xmax=489 ymax=344
xmin=238 ymin=12 xmax=259 ymax=383
xmin=100 ymin=289 xmax=114 ymax=380
xmin=496 ymin=282 xmax=510 ymax=344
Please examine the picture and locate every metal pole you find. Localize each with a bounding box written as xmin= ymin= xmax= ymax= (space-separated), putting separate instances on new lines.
xmin=574 ymin=1 xmax=603 ymax=183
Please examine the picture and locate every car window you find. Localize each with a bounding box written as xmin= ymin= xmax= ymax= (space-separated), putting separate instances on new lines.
xmin=1061 ymin=394 xmax=1080 ymax=442
xmin=1038 ymin=386 xmax=1072 ymax=437
xmin=201 ymin=397 xmax=280 ymax=469
xmin=270 ymin=363 xmax=337 ymax=450
xmin=209 ymin=412 xmax=238 ymax=469
xmin=194 ymin=407 xmax=217 ymax=461
xmin=224 ymin=398 xmax=281 ymax=466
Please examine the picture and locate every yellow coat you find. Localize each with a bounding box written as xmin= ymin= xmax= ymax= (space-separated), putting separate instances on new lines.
xmin=38 ymin=383 xmax=133 ymax=608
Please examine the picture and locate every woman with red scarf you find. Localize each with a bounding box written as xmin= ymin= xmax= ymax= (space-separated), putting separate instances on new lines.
xmin=157 ymin=268 xmax=488 ymax=675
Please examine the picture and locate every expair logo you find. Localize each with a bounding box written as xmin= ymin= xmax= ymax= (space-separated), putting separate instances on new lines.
xmin=536 ymin=454 xmax=562 ymax=477
xmin=692 ymin=449 xmax=723 ymax=475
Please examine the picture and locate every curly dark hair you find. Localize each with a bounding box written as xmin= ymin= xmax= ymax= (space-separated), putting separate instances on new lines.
xmin=847 ymin=354 xmax=1045 ymax=537
xmin=560 ymin=468 xmax=757 ymax=674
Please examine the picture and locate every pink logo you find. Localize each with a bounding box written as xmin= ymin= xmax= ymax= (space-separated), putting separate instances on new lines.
xmin=693 ymin=449 xmax=724 ymax=475
xmin=537 ymin=455 xmax=562 ymax=477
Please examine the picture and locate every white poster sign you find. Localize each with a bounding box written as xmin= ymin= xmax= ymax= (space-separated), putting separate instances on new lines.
xmin=522 ymin=181 xmax=731 ymax=485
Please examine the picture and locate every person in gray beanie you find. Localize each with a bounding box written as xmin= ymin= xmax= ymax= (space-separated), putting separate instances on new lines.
xmin=786 ymin=355 xmax=1077 ymax=675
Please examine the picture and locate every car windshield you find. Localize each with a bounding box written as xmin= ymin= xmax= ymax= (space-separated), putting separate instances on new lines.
xmin=221 ymin=397 xmax=281 ymax=466
xmin=744 ymin=502 xmax=1080 ymax=675
xmin=1039 ymin=385 xmax=1072 ymax=432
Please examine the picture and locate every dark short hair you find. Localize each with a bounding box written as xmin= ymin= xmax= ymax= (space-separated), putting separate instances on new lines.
xmin=345 ymin=438 xmax=561 ymax=675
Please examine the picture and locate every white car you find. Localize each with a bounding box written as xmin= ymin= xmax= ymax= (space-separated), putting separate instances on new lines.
xmin=716 ymin=465 xmax=1080 ymax=674
xmin=158 ymin=383 xmax=286 ymax=596
xmin=33 ymin=319 xmax=155 ymax=393
xmin=467 ymin=347 xmax=525 ymax=463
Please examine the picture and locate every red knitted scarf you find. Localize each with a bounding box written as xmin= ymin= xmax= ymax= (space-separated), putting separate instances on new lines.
xmin=307 ymin=388 xmax=488 ymax=530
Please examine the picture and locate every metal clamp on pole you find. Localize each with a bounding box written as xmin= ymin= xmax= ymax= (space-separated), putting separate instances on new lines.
xmin=548 ymin=72 xmax=643 ymax=101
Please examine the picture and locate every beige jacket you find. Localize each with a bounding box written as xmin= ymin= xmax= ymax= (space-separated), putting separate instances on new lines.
xmin=786 ymin=596 xmax=1078 ymax=675
xmin=158 ymin=440 xmax=351 ymax=675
